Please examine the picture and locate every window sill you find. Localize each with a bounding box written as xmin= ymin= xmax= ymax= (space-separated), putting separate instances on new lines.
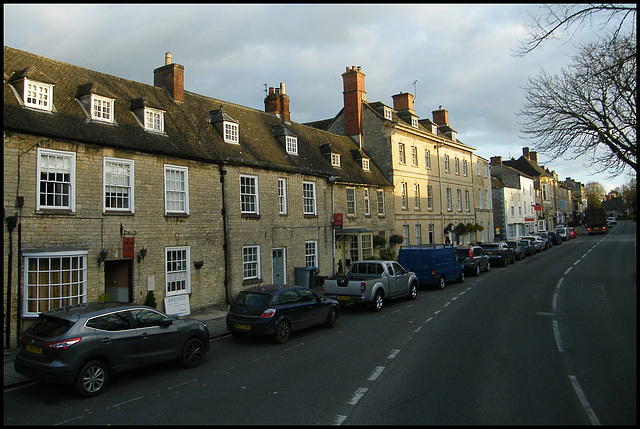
xmin=104 ymin=210 xmax=134 ymax=216
xmin=36 ymin=209 xmax=74 ymax=215
xmin=304 ymin=214 xmax=318 ymax=219
xmin=242 ymin=278 xmax=263 ymax=286
xmin=165 ymin=213 xmax=189 ymax=218
xmin=241 ymin=213 xmax=261 ymax=220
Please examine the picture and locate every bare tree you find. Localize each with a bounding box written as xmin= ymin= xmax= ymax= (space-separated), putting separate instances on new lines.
xmin=515 ymin=4 xmax=636 ymax=57
xmin=518 ymin=33 xmax=637 ymax=177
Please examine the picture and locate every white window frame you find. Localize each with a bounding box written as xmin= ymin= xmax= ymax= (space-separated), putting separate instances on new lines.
xmin=403 ymin=225 xmax=410 ymax=244
xmin=414 ymin=183 xmax=421 ymax=210
xmin=104 ymin=157 xmax=134 ymax=212
xmin=23 ymin=79 xmax=54 ymax=111
xmin=240 ymin=174 xmax=259 ymax=215
xmin=91 ymin=94 xmax=114 ymax=123
xmin=165 ymin=246 xmax=191 ymax=296
xmin=36 ymin=148 xmax=76 ymax=212
xmin=363 ymin=188 xmax=371 ymax=216
xmin=384 ymin=107 xmax=393 ymax=120
xmin=305 ymin=241 xmax=318 ymax=268
xmin=242 ymin=245 xmax=261 ymax=280
xmin=451 ymin=131 xmax=457 ymax=142
xmin=431 ymin=124 xmax=438 ymax=135
xmin=444 ymin=155 xmax=450 ymax=172
xmin=463 ymin=159 xmax=468 ymax=176
xmin=411 ymin=146 xmax=418 ymax=167
xmin=399 ymin=143 xmax=406 ymax=164
xmin=415 ymin=224 xmax=422 ymax=245
xmin=401 ymin=182 xmax=408 ymax=209
xmin=303 ymin=181 xmax=317 ymax=215
xmin=377 ymin=190 xmax=385 ymax=216
xmin=478 ymin=188 xmax=483 ymax=209
xmin=224 ymin=121 xmax=239 ymax=144
xmin=455 ymin=157 xmax=460 ymax=175
xmin=446 ymin=188 xmax=452 ymax=211
xmin=278 ymin=178 xmax=287 ymax=215
xmin=427 ymin=185 xmax=433 ymax=210
xmin=362 ymin=158 xmax=370 ymax=171
xmin=465 ymin=190 xmax=470 ymax=212
xmin=164 ymin=165 xmax=189 ymax=215
xmin=346 ymin=187 xmax=356 ymax=216
xmin=411 ymin=117 xmax=419 ymax=128
xmin=285 ymin=136 xmax=298 ymax=154
xmin=361 ymin=234 xmax=373 ymax=259
xmin=144 ymin=107 xmax=164 ymax=133
xmin=22 ymin=250 xmax=87 ymax=317
xmin=425 ymin=150 xmax=431 ymax=169
xmin=331 ymin=153 xmax=341 ymax=167
xmin=457 ymin=189 xmax=462 ymax=211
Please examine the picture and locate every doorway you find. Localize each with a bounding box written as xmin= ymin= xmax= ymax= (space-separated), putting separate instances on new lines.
xmin=104 ymin=260 xmax=133 ymax=302
xmin=272 ymin=248 xmax=286 ymax=284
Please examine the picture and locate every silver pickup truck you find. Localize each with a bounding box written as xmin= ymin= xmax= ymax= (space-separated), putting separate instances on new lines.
xmin=322 ymin=260 xmax=419 ymax=312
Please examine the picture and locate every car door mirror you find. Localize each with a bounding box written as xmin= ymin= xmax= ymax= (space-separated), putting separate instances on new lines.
xmin=160 ymin=318 xmax=174 ymax=327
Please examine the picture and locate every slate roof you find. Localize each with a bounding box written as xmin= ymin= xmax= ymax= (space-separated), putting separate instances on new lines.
xmin=3 ymin=46 xmax=392 ymax=188
xmin=502 ymin=156 xmax=553 ymax=179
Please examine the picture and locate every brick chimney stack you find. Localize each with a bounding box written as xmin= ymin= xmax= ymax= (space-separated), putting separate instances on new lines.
xmin=392 ymin=92 xmax=414 ymax=112
xmin=522 ymin=147 xmax=530 ymax=159
xmin=265 ymin=82 xmax=291 ymax=122
xmin=490 ymin=156 xmax=503 ymax=165
xmin=432 ymin=105 xmax=449 ymax=125
xmin=342 ymin=66 xmax=366 ymax=136
xmin=154 ymin=52 xmax=184 ymax=102
xmin=530 ymin=151 xmax=538 ymax=163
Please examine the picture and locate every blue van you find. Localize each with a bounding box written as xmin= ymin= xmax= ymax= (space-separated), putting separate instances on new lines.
xmin=397 ymin=245 xmax=464 ymax=289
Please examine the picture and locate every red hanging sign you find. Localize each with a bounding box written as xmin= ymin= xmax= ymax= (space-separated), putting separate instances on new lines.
xmin=123 ymin=237 xmax=135 ymax=259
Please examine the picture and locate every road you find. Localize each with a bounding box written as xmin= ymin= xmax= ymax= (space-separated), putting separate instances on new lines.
xmin=4 ymin=222 xmax=636 ymax=425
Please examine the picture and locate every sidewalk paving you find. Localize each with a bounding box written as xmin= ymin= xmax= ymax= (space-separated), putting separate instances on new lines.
xmin=3 ymin=303 xmax=230 ymax=389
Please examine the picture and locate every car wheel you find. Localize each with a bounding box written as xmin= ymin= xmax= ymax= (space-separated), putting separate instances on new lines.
xmin=408 ymin=282 xmax=418 ymax=300
xmin=370 ymin=290 xmax=384 ymax=312
xmin=325 ymin=307 xmax=337 ymax=328
xmin=181 ymin=337 xmax=206 ymax=368
xmin=438 ymin=276 xmax=446 ymax=290
xmin=485 ymin=262 xmax=491 ymax=272
xmin=273 ymin=320 xmax=291 ymax=344
xmin=458 ymin=270 xmax=465 ymax=283
xmin=75 ymin=360 xmax=108 ymax=397
xmin=475 ymin=265 xmax=481 ymax=276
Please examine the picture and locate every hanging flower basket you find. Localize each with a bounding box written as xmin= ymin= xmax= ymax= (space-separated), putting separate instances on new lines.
xmin=466 ymin=223 xmax=476 ymax=233
xmin=444 ymin=223 xmax=454 ymax=234
xmin=389 ymin=234 xmax=404 ymax=245
xmin=455 ymin=223 xmax=467 ymax=236
xmin=373 ymin=234 xmax=387 ymax=247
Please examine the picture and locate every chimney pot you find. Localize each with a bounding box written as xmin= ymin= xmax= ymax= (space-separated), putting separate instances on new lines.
xmin=280 ymin=82 xmax=285 ymax=95
xmin=165 ymin=52 xmax=172 ymax=65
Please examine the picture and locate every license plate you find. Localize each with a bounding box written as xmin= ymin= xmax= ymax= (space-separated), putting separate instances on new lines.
xmin=26 ymin=344 xmax=42 ymax=355
xmin=337 ymin=296 xmax=351 ymax=301
xmin=235 ymin=324 xmax=251 ymax=331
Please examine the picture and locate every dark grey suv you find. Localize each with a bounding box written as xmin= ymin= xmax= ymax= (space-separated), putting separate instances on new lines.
xmin=455 ymin=245 xmax=491 ymax=276
xmin=14 ymin=301 xmax=210 ymax=397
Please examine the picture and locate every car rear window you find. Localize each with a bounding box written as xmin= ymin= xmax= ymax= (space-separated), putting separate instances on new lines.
xmin=28 ymin=316 xmax=73 ymax=338
xmin=233 ymin=292 xmax=272 ymax=307
xmin=482 ymin=244 xmax=499 ymax=250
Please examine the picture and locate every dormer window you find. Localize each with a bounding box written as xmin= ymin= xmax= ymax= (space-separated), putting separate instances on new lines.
xmin=210 ymin=107 xmax=240 ymax=144
xmin=431 ymin=124 xmax=438 ymax=135
xmin=362 ymin=158 xmax=370 ymax=171
xmin=286 ymin=136 xmax=298 ymax=154
xmin=224 ymin=121 xmax=239 ymax=144
xmin=331 ymin=153 xmax=341 ymax=167
xmin=91 ymin=95 xmax=114 ymax=123
xmin=24 ymin=79 xmax=54 ymax=111
xmin=384 ymin=107 xmax=393 ymax=120
xmin=145 ymin=108 xmax=164 ymax=133
xmin=451 ymin=131 xmax=457 ymax=142
xmin=411 ymin=117 xmax=419 ymax=128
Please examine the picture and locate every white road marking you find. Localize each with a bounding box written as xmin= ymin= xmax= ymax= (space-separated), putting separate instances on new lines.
xmin=553 ymin=320 xmax=564 ymax=353
xmin=347 ymin=387 xmax=369 ymax=405
xmin=368 ymin=366 xmax=385 ymax=381
xmin=112 ymin=396 xmax=144 ymax=407
xmin=387 ymin=349 xmax=400 ymax=359
xmin=334 ymin=415 xmax=348 ymax=425
xmin=569 ymin=375 xmax=601 ymax=425
xmin=54 ymin=416 xmax=84 ymax=425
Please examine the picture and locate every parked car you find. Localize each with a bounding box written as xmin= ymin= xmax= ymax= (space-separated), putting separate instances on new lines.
xmin=397 ymin=245 xmax=464 ymax=289
xmin=455 ymin=245 xmax=491 ymax=276
xmin=517 ymin=238 xmax=536 ymax=256
xmin=227 ymin=284 xmax=339 ymax=343
xmin=547 ymin=231 xmax=562 ymax=245
xmin=522 ymin=235 xmax=544 ymax=252
xmin=534 ymin=232 xmax=553 ymax=249
xmin=555 ymin=226 xmax=569 ymax=241
xmin=322 ymin=260 xmax=419 ymax=311
xmin=607 ymin=216 xmax=617 ymax=225
xmin=506 ymin=240 xmax=525 ymax=260
xmin=567 ymin=226 xmax=577 ymax=238
xmin=480 ymin=242 xmax=515 ymax=266
xmin=14 ymin=302 xmax=210 ymax=397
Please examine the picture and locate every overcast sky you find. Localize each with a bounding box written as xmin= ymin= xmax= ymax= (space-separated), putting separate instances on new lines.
xmin=4 ymin=3 xmax=632 ymax=191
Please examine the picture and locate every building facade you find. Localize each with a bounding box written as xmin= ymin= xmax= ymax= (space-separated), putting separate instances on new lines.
xmin=308 ymin=66 xmax=493 ymax=247
xmin=3 ymin=47 xmax=395 ymax=347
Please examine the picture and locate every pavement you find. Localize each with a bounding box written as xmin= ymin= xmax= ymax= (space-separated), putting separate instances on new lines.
xmin=3 ymin=303 xmax=231 ymax=389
